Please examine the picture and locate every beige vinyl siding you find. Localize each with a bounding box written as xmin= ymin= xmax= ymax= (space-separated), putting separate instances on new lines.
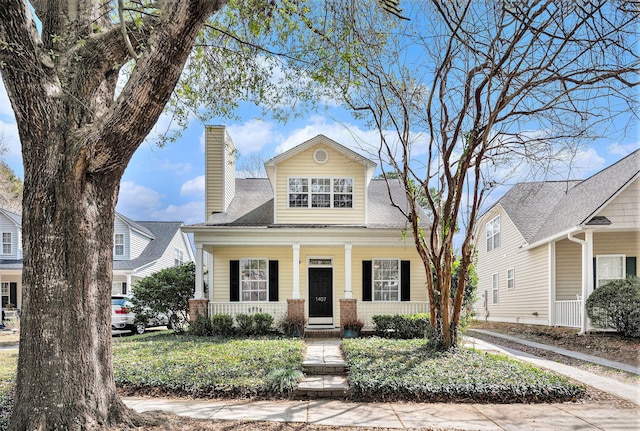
xmin=205 ymin=126 xmax=236 ymax=216
xmin=275 ymin=145 xmax=366 ymax=225
xmin=555 ymin=238 xmax=581 ymax=300
xmin=474 ymin=206 xmax=549 ymax=324
xmin=593 ymin=231 xmax=639 ymax=256
xmin=113 ymin=217 xmax=131 ymax=260
xmin=596 ymin=177 xmax=639 ymax=229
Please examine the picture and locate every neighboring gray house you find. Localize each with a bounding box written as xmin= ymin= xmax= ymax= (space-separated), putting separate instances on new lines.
xmin=473 ymin=149 xmax=639 ymax=333
xmin=0 ymin=210 xmax=194 ymax=312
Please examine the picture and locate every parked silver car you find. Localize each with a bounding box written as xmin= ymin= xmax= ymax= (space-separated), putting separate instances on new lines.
xmin=111 ymin=295 xmax=168 ymax=334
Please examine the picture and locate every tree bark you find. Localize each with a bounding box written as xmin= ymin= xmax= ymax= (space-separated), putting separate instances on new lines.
xmin=0 ymin=1 xmax=225 ymax=428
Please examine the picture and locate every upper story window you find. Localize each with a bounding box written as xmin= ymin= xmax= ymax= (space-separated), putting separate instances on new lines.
xmin=1 ymin=233 xmax=11 ymax=255
xmin=596 ymin=255 xmax=625 ymax=287
xmin=114 ymin=233 xmax=124 ymax=256
xmin=372 ymin=259 xmax=400 ymax=301
xmin=174 ymin=248 xmax=185 ymax=266
xmin=240 ymin=258 xmax=268 ymax=302
xmin=486 ymin=216 xmax=501 ymax=252
xmin=288 ymin=177 xmax=353 ymax=209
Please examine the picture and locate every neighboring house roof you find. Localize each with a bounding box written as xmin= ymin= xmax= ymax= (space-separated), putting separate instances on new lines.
xmin=0 ymin=259 xmax=22 ymax=270
xmin=490 ymin=149 xmax=639 ymax=245
xmin=113 ymin=221 xmax=184 ymax=271
xmin=0 ymin=208 xmax=22 ymax=226
xmin=117 ymin=213 xmax=156 ymax=239
xmin=201 ymin=178 xmax=427 ymax=229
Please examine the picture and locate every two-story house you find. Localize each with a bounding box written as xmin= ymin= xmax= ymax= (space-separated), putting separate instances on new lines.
xmin=0 ymin=209 xmax=195 ymax=313
xmin=473 ymin=149 xmax=639 ymax=333
xmin=183 ymin=126 xmax=430 ymax=329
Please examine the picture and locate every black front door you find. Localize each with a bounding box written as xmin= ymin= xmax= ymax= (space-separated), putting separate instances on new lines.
xmin=308 ymin=267 xmax=333 ymax=322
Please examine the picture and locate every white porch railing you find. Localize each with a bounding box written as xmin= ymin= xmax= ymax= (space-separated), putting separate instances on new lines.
xmin=554 ymin=300 xmax=582 ymax=328
xmin=209 ymin=302 xmax=288 ymax=327
xmin=358 ymin=301 xmax=429 ymax=329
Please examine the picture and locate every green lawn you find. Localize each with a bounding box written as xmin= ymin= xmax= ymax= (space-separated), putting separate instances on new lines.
xmin=0 ymin=350 xmax=17 ymax=430
xmin=343 ymin=337 xmax=586 ymax=402
xmin=113 ymin=333 xmax=305 ymax=397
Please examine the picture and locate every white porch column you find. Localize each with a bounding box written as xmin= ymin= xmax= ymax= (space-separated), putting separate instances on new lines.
xmin=344 ymin=244 xmax=353 ymax=299
xmin=292 ymin=243 xmax=300 ymax=299
xmin=126 ymin=274 xmax=132 ymax=295
xmin=585 ymin=231 xmax=594 ymax=297
xmin=568 ymin=231 xmax=588 ymax=334
xmin=548 ymin=241 xmax=556 ymax=326
xmin=194 ymin=244 xmax=204 ymax=299
xmin=207 ymin=250 xmax=214 ymax=303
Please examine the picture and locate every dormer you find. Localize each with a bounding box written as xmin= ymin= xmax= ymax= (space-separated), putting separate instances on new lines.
xmin=264 ymin=135 xmax=377 ymax=225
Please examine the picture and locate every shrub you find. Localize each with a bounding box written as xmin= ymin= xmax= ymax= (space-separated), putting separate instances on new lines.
xmin=131 ymin=262 xmax=195 ymax=333
xmin=265 ymin=368 xmax=303 ymax=396
xmin=189 ymin=311 xmax=213 ymax=336
xmin=253 ymin=313 xmax=275 ymax=335
xmin=586 ymin=276 xmax=640 ymax=338
xmin=372 ymin=313 xmax=433 ymax=339
xmin=280 ymin=314 xmax=305 ymax=337
xmin=342 ymin=317 xmax=364 ymax=331
xmin=210 ymin=314 xmax=235 ymax=337
xmin=235 ymin=313 xmax=255 ymax=336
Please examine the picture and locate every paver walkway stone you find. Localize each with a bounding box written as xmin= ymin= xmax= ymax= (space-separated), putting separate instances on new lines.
xmin=296 ymin=339 xmax=348 ymax=398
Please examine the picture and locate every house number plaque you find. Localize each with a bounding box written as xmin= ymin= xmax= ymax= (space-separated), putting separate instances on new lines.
xmin=315 ymin=296 xmax=327 ymax=302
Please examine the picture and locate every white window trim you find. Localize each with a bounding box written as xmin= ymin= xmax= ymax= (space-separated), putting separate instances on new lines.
xmin=486 ymin=216 xmax=501 ymax=252
xmin=1 ymin=282 xmax=9 ymax=304
xmin=1 ymin=232 xmax=11 ymax=255
xmin=596 ymin=254 xmax=626 ymax=288
xmin=240 ymin=257 xmax=269 ymax=302
xmin=507 ymin=268 xmax=515 ymax=290
xmin=492 ymin=273 xmax=499 ymax=304
xmin=287 ymin=176 xmax=354 ymax=209
xmin=114 ymin=233 xmax=124 ymax=256
xmin=174 ymin=248 xmax=185 ymax=266
xmin=372 ymin=258 xmax=401 ymax=302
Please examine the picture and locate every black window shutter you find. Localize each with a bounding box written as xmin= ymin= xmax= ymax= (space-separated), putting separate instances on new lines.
xmin=269 ymin=260 xmax=279 ymax=302
xmin=593 ymin=257 xmax=596 ymax=288
xmin=401 ymin=261 xmax=411 ymax=301
xmin=230 ymin=260 xmax=240 ymax=302
xmin=362 ymin=261 xmax=372 ymax=302
xmin=626 ymin=257 xmax=637 ymax=276
xmin=9 ymin=282 xmax=17 ymax=306
xmin=122 ymin=282 xmax=127 ymax=295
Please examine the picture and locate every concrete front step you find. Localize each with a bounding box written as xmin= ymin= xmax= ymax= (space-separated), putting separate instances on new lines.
xmin=295 ymin=375 xmax=349 ymax=398
xmin=303 ymin=360 xmax=347 ymax=375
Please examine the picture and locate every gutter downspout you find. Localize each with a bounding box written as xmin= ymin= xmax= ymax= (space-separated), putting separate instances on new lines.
xmin=567 ymin=231 xmax=588 ymax=334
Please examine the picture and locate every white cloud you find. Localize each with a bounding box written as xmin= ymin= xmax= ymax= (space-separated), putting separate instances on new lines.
xmin=227 ymin=119 xmax=283 ymax=155
xmin=158 ymin=159 xmax=192 ymax=175
xmin=116 ymin=181 xmax=164 ymax=219
xmin=608 ymin=142 xmax=640 ymax=157
xmin=151 ymin=201 xmax=205 ymax=225
xmin=180 ymin=175 xmax=205 ymax=196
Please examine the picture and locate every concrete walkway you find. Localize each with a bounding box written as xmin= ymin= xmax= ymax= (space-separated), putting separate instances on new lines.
xmin=123 ymin=335 xmax=640 ymax=430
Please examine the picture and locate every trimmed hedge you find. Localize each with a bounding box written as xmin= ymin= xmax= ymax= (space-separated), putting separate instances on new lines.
xmin=372 ymin=313 xmax=434 ymax=339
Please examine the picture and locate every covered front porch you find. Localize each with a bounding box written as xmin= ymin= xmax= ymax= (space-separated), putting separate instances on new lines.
xmin=548 ymin=229 xmax=637 ymax=331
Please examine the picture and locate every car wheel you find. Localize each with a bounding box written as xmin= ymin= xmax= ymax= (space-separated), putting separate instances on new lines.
xmin=134 ymin=323 xmax=146 ymax=335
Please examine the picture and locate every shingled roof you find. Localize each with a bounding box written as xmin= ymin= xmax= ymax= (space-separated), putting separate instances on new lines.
xmin=112 ymin=221 xmax=184 ymax=271
xmin=202 ymin=178 xmax=427 ymax=229
xmin=493 ymin=149 xmax=639 ymax=245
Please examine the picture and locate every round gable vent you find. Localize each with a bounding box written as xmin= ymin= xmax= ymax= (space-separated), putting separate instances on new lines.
xmin=313 ymin=148 xmax=329 ymax=164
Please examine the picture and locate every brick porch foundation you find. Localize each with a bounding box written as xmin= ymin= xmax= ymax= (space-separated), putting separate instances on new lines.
xmin=188 ymin=298 xmax=209 ymax=322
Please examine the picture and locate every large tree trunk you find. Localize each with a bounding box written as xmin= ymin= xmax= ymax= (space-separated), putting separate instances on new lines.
xmin=13 ymin=137 xmax=131 ymax=428
xmin=0 ymin=1 xmax=225 ymax=428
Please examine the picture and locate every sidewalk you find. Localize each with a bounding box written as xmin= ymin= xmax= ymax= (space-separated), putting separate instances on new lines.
xmin=123 ymin=335 xmax=640 ymax=430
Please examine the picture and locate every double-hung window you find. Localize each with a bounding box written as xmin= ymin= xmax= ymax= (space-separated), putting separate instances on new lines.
xmin=492 ymin=273 xmax=499 ymax=304
xmin=372 ymin=259 xmax=400 ymax=301
xmin=486 ymin=216 xmax=501 ymax=251
xmin=596 ymin=255 xmax=625 ymax=287
xmin=174 ymin=248 xmax=184 ymax=266
xmin=114 ymin=233 xmax=124 ymax=257
xmin=288 ymin=177 xmax=353 ymax=208
xmin=1 ymin=282 xmax=8 ymax=307
xmin=507 ymin=268 xmax=515 ymax=289
xmin=240 ymin=258 xmax=268 ymax=302
xmin=1 ymin=233 xmax=11 ymax=255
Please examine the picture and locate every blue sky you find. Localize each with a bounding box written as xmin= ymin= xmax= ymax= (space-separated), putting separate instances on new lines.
xmin=0 ymin=78 xmax=638 ymax=227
